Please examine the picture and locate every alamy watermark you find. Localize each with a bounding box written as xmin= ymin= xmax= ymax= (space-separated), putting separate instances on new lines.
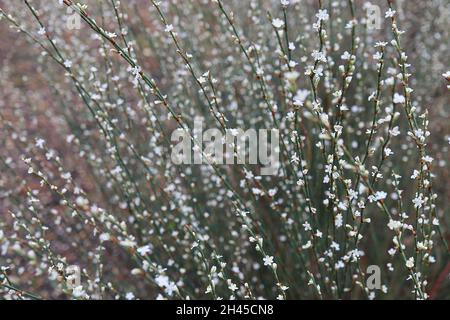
xmin=66 ymin=6 xmax=81 ymax=30
xmin=170 ymin=118 xmax=280 ymax=176
xmin=366 ymin=265 xmax=381 ymax=290
xmin=365 ymin=1 xmax=406 ymax=30
xmin=65 ymin=265 xmax=81 ymax=289
xmin=366 ymin=4 xmax=382 ymax=30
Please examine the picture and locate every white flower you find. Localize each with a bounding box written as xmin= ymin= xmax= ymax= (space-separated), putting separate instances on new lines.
xmin=412 ymin=194 xmax=424 ymax=209
xmin=105 ymin=31 xmax=117 ymax=38
xmin=388 ymin=248 xmax=397 ymax=256
xmin=385 ymin=8 xmax=396 ymax=18
xmin=61 ymin=172 xmax=72 ymax=180
xmin=64 ymin=60 xmax=73 ymax=68
xmin=155 ymin=275 xmax=170 ymax=288
xmin=38 ymin=27 xmax=46 ymax=36
xmin=387 ymin=219 xmax=402 ymax=231
xmin=294 ymin=89 xmax=309 ymax=106
xmin=256 ymin=67 xmax=264 ymax=76
xmin=164 ymin=24 xmax=174 ymax=33
xmin=137 ymin=245 xmax=152 ymax=256
xmin=99 ymin=233 xmax=110 ymax=242
xmin=165 ymin=282 xmax=177 ymax=296
xmin=373 ymin=52 xmax=383 ymax=60
xmin=414 ymin=129 xmax=425 ymax=139
xmin=228 ymin=280 xmax=238 ymax=292
xmin=272 ymin=18 xmax=285 ymax=29
xmin=389 ymin=126 xmax=400 ymax=136
xmin=369 ymin=191 xmax=387 ymax=202
xmin=375 ymin=41 xmax=388 ymax=48
xmin=286 ymin=111 xmax=296 ymax=121
xmin=285 ymin=71 xmax=300 ymax=82
xmin=154 ymin=275 xmax=177 ymax=296
xmin=35 ymin=138 xmax=45 ymax=149
xmin=263 ymin=255 xmax=274 ymax=266
xmin=280 ymin=0 xmax=290 ymax=6
xmin=334 ymin=260 xmax=345 ymax=269
xmin=422 ymin=155 xmax=433 ymax=163
xmin=330 ymin=241 xmax=340 ymax=251
xmin=125 ymin=292 xmax=135 ymax=300
xmin=75 ymin=196 xmax=88 ymax=207
xmin=393 ymin=93 xmax=405 ymax=104
xmin=384 ymin=148 xmax=393 ymax=157
xmin=341 ymin=51 xmax=351 ymax=60
xmin=312 ymin=50 xmax=326 ymax=63
xmin=130 ymin=65 xmax=141 ymax=76
xmin=302 ymin=240 xmax=312 ymax=249
xmin=417 ymin=242 xmax=427 ymax=251
xmin=303 ymin=222 xmax=312 ymax=231
xmin=316 ymin=9 xmax=329 ymax=21
xmin=406 ymin=257 xmax=414 ymax=269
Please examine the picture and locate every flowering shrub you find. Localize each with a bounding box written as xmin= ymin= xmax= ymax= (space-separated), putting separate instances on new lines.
xmin=0 ymin=0 xmax=448 ymax=300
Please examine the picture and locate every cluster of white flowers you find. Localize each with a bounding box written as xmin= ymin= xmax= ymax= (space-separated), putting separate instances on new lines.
xmin=0 ymin=0 xmax=447 ymax=301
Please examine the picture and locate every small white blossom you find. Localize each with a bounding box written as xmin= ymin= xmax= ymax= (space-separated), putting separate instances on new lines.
xmin=385 ymin=8 xmax=396 ymax=18
xmin=393 ymin=93 xmax=405 ymax=104
xmin=316 ymin=9 xmax=329 ymax=21
xmin=263 ymin=255 xmax=274 ymax=266
xmin=272 ymin=18 xmax=285 ymax=29
xmin=406 ymin=257 xmax=414 ymax=269
xmin=64 ymin=60 xmax=73 ymax=68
